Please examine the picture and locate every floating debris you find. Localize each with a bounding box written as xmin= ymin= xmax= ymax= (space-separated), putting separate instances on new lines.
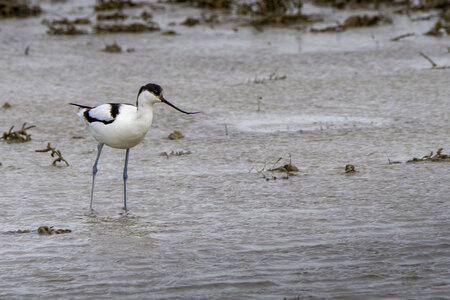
xmin=2 ymin=122 xmax=35 ymax=143
xmin=2 ymin=102 xmax=11 ymax=109
xmin=141 ymin=10 xmax=152 ymax=21
xmin=390 ymin=32 xmax=415 ymax=42
xmin=345 ymin=164 xmax=356 ymax=173
xmin=96 ymin=11 xmax=128 ymax=21
xmin=103 ymin=42 xmax=122 ymax=53
xmin=172 ymin=0 xmax=232 ymax=9
xmin=162 ymin=30 xmax=177 ymax=35
xmin=94 ymin=22 xmax=160 ymax=33
xmin=254 ymin=155 xmax=299 ymax=181
xmin=168 ymin=130 xmax=184 ymax=140
xmin=160 ymin=150 xmax=192 ymax=158
xmin=181 ymin=17 xmax=200 ymax=27
xmin=35 ymin=142 xmax=70 ymax=166
xmin=46 ymin=23 xmax=87 ymax=35
xmin=407 ymin=148 xmax=450 ymax=163
xmin=312 ymin=14 xmax=390 ymax=33
xmin=0 ymin=0 xmax=41 ymax=18
xmin=37 ymin=226 xmax=71 ymax=235
xmin=94 ymin=0 xmax=142 ymax=11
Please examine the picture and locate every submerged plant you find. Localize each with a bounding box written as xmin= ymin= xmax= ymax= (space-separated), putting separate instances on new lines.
xmin=251 ymin=155 xmax=299 ymax=181
xmin=2 ymin=122 xmax=35 ymax=143
xmin=407 ymin=148 xmax=450 ymax=163
xmin=35 ymin=142 xmax=69 ymax=166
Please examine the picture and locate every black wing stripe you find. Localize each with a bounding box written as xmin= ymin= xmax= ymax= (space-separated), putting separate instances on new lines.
xmin=84 ymin=110 xmax=115 ymax=125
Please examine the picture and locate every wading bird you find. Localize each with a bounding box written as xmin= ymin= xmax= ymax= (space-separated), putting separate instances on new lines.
xmin=70 ymin=83 xmax=198 ymax=210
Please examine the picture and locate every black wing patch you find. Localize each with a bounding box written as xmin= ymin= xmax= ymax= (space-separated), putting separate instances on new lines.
xmin=83 ymin=103 xmax=122 ymax=125
xmin=83 ymin=110 xmax=114 ymax=125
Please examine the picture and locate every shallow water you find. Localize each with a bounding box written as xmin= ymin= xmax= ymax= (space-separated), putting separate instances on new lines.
xmin=0 ymin=1 xmax=449 ymax=299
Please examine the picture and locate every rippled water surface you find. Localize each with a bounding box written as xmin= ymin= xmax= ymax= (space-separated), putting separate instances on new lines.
xmin=0 ymin=1 xmax=449 ymax=299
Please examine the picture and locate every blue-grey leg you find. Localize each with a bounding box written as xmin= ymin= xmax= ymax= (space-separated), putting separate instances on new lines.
xmin=90 ymin=142 xmax=104 ymax=210
xmin=123 ymin=148 xmax=130 ymax=210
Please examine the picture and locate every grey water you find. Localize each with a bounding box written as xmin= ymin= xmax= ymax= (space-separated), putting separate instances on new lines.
xmin=0 ymin=1 xmax=449 ymax=299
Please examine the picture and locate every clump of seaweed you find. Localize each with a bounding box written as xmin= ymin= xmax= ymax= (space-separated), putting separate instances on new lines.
xmin=103 ymin=42 xmax=122 ymax=53
xmin=160 ymin=150 xmax=192 ymax=158
xmin=180 ymin=16 xmax=200 ymax=26
xmin=168 ymin=130 xmax=184 ymax=140
xmin=35 ymin=142 xmax=69 ymax=166
xmin=94 ymin=0 xmax=142 ymax=11
xmin=311 ymin=14 xmax=390 ymax=33
xmin=2 ymin=102 xmax=11 ymax=109
xmin=345 ymin=164 xmax=356 ymax=173
xmin=407 ymin=148 xmax=450 ymax=163
xmin=2 ymin=122 xmax=35 ymax=143
xmin=252 ymin=156 xmax=299 ymax=181
xmin=97 ymin=11 xmax=128 ymax=21
xmin=170 ymin=0 xmax=231 ymax=9
xmin=94 ymin=22 xmax=160 ymax=33
xmin=0 ymin=0 xmax=41 ymax=18
xmin=45 ymin=22 xmax=87 ymax=35
xmin=37 ymin=226 xmax=72 ymax=235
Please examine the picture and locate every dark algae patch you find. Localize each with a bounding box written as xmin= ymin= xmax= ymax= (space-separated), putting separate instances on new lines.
xmin=94 ymin=0 xmax=143 ymax=11
xmin=2 ymin=122 xmax=35 ymax=143
xmin=103 ymin=42 xmax=122 ymax=53
xmin=345 ymin=164 xmax=356 ymax=173
xmin=4 ymin=227 xmax=72 ymax=235
xmin=168 ymin=130 xmax=184 ymax=140
xmin=311 ymin=14 xmax=390 ymax=32
xmin=38 ymin=226 xmax=72 ymax=235
xmin=407 ymin=148 xmax=450 ymax=163
xmin=0 ymin=0 xmax=41 ymax=18
xmin=94 ymin=22 xmax=160 ymax=33
xmin=35 ymin=143 xmax=70 ymax=166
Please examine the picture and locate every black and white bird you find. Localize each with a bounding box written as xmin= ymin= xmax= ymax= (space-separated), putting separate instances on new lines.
xmin=70 ymin=83 xmax=198 ymax=210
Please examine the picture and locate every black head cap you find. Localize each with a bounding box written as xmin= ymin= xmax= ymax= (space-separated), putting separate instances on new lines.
xmin=138 ymin=83 xmax=163 ymax=98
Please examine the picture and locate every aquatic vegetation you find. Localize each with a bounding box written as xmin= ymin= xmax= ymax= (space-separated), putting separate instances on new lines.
xmin=390 ymin=32 xmax=415 ymax=42
xmin=162 ymin=30 xmax=178 ymax=35
xmin=252 ymin=156 xmax=299 ymax=181
xmin=168 ymin=130 xmax=184 ymax=140
xmin=103 ymin=42 xmax=122 ymax=53
xmin=37 ymin=226 xmax=72 ymax=235
xmin=160 ymin=150 xmax=192 ymax=158
xmin=97 ymin=11 xmax=128 ymax=21
xmin=35 ymin=143 xmax=70 ymax=166
xmin=2 ymin=122 xmax=35 ymax=143
xmin=181 ymin=17 xmax=200 ymax=26
xmin=311 ymin=14 xmax=390 ymax=32
xmin=169 ymin=0 xmax=232 ymax=9
xmin=94 ymin=0 xmax=142 ymax=11
xmin=345 ymin=164 xmax=356 ymax=173
xmin=94 ymin=22 xmax=160 ymax=33
xmin=0 ymin=0 xmax=41 ymax=18
xmin=4 ymin=227 xmax=71 ymax=235
xmin=2 ymin=102 xmax=11 ymax=109
xmin=407 ymin=148 xmax=450 ymax=163
xmin=46 ymin=23 xmax=87 ymax=35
